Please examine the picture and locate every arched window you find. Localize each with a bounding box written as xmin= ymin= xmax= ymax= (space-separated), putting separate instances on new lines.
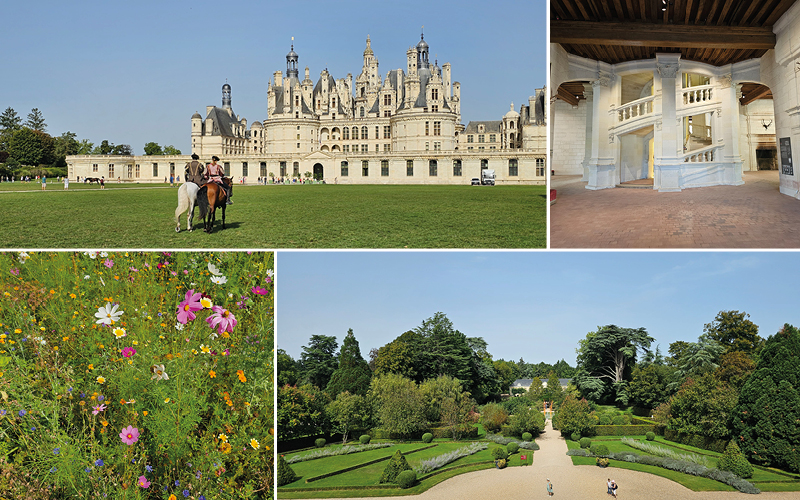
xmin=343 ymin=127 xmax=349 ymax=140
xmin=361 ymin=126 xmax=368 ymax=140
xmin=352 ymin=126 xmax=358 ymax=139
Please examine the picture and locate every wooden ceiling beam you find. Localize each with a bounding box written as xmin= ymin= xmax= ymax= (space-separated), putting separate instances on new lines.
xmin=741 ymin=84 xmax=772 ymax=105
xmin=764 ymin=0 xmax=797 ymax=25
xmin=551 ymin=21 xmax=776 ymax=49
xmin=557 ymin=87 xmax=581 ymax=106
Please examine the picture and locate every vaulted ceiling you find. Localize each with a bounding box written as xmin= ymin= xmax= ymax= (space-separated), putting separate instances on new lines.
xmin=551 ymin=0 xmax=797 ymax=66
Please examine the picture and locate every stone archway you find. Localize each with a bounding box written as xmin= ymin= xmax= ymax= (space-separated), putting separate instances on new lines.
xmin=313 ymin=163 xmax=324 ymax=181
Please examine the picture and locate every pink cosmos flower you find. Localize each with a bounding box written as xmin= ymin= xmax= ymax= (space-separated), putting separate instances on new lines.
xmin=176 ymin=289 xmax=203 ymax=324
xmin=120 ymin=425 xmax=140 ymax=445
xmin=103 ymin=258 xmax=114 ymax=268
xmin=138 ymin=475 xmax=151 ymax=488
xmin=206 ymin=306 xmax=237 ymax=335
xmin=10 ymin=268 xmax=20 ymax=276
xmin=121 ymin=347 xmax=136 ymax=358
xmin=251 ymin=286 xmax=268 ymax=295
xmin=92 ymin=404 xmax=106 ymax=415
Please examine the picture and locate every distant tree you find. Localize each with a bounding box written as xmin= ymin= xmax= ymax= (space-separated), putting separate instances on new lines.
xmin=552 ymin=395 xmax=595 ymax=437
xmin=276 ymin=348 xmax=298 ymax=387
xmin=413 ymin=312 xmax=473 ymax=383
xmin=667 ymin=373 xmax=737 ymax=440
xmin=25 ymin=108 xmax=47 ymax=132
xmin=144 ymin=142 xmax=163 ymax=155
xmin=627 ymin=363 xmax=673 ymax=411
xmin=0 ymin=107 xmax=22 ymax=131
xmin=714 ymin=351 xmax=756 ymax=389
xmin=479 ymin=403 xmax=508 ymax=432
xmin=163 ymin=145 xmax=181 ymax=155
xmin=543 ymin=371 xmax=564 ymax=405
xmin=673 ymin=334 xmax=724 ymax=379
xmin=553 ymin=358 xmax=577 ymax=378
xmin=525 ymin=376 xmax=544 ymax=402
xmin=99 ymin=140 xmax=113 ymax=154
xmin=732 ymin=324 xmax=800 ymax=472
xmin=326 ymin=391 xmax=371 ymax=444
xmin=419 ymin=375 xmax=469 ymax=423
xmin=277 ymin=383 xmax=330 ymax=441
xmin=300 ymin=334 xmax=339 ymax=389
xmin=440 ymin=395 xmax=475 ymax=440
xmin=667 ymin=341 xmax=693 ymax=367
xmin=507 ymin=405 xmax=546 ymax=437
xmin=54 ymin=131 xmax=78 ymax=157
xmin=7 ymin=128 xmax=55 ymax=166
xmin=493 ymin=359 xmax=519 ymax=392
xmin=326 ymin=329 xmax=372 ymax=397
xmin=369 ymin=373 xmax=427 ymax=439
xmin=374 ymin=331 xmax=419 ymax=379
xmin=75 ymin=139 xmax=93 ymax=155
xmin=703 ymin=310 xmax=763 ymax=356
xmin=111 ymin=144 xmax=133 ymax=155
xmin=574 ymin=325 xmax=654 ymax=404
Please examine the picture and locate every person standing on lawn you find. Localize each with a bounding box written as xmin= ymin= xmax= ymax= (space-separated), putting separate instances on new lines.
xmin=546 ymin=478 xmax=553 ymax=496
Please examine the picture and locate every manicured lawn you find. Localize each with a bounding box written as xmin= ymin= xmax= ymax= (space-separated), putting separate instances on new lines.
xmin=0 ymin=184 xmax=546 ymax=248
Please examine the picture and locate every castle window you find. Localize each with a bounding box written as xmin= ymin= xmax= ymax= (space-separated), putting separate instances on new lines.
xmin=224 ymin=162 xmax=230 ymax=176
xmin=434 ymin=121 xmax=441 ymax=136
xmin=433 ymin=142 xmax=441 ymax=151
xmin=453 ymin=159 xmax=462 ymax=176
xmin=362 ymin=160 xmax=369 ymax=176
xmin=293 ymin=162 xmax=299 ymax=177
xmin=343 ymin=145 xmax=349 ymax=152
xmin=93 ymin=163 xmax=99 ymax=173
xmin=361 ymin=126 xmax=368 ymax=140
xmin=343 ymin=127 xmax=349 ymax=140
xmin=151 ymin=163 xmax=156 ymax=176
xmin=361 ymin=144 xmax=368 ymax=152
xmin=384 ymin=94 xmax=391 ymax=106
xmin=489 ymin=134 xmax=496 ymax=142
xmin=406 ymin=160 xmax=414 ymax=176
xmin=375 ymin=144 xmax=379 ymax=152
xmin=425 ymin=122 xmax=429 ymax=135
xmin=242 ymin=162 xmax=248 ymax=177
xmin=431 ymin=105 xmax=438 ymax=112
xmin=352 ymin=126 xmax=358 ymax=138
xmin=478 ymin=135 xmax=485 ymax=143
xmin=425 ymin=142 xmax=429 ymax=151
xmin=360 ymin=107 xmax=365 ymax=117
xmin=481 ymin=159 xmax=489 ymax=169
xmin=467 ymin=135 xmax=474 ymax=143
xmin=108 ymin=164 xmax=115 ymax=177
xmin=280 ymin=161 xmax=287 ymax=177
xmin=135 ymin=164 xmax=140 ymax=178
xmin=429 ymin=160 xmax=438 ymax=176
xmin=341 ymin=161 xmax=349 ymax=177
xmin=431 ymin=88 xmax=438 ymax=100
xmin=536 ymin=158 xmax=545 ymax=177
xmin=260 ymin=162 xmax=267 ymax=177
xmin=509 ymin=159 xmax=518 ymax=177
xmin=381 ymin=160 xmax=389 ymax=176
xmin=384 ymin=111 xmax=391 ymax=117
xmin=384 ymin=126 xmax=391 ymax=139
xmin=375 ymin=126 xmax=379 ymax=139
xmin=384 ymin=144 xmax=391 ymax=152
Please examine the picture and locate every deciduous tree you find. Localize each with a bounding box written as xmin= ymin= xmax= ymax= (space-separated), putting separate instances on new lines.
xmin=144 ymin=142 xmax=163 ymax=155
xmin=163 ymin=145 xmax=181 ymax=155
xmin=703 ymin=310 xmax=763 ymax=356
xmin=277 ymin=348 xmax=299 ymax=387
xmin=667 ymin=373 xmax=737 ymax=440
xmin=326 ymin=391 xmax=371 ymax=444
xmin=552 ymin=395 xmax=595 ymax=437
xmin=277 ymin=384 xmax=330 ymax=441
xmin=7 ymin=128 xmax=55 ymax=166
xmin=369 ymin=373 xmax=427 ymax=438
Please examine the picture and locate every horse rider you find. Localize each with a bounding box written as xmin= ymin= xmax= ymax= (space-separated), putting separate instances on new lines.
xmin=184 ymin=153 xmax=206 ymax=186
xmin=205 ymin=155 xmax=232 ymax=204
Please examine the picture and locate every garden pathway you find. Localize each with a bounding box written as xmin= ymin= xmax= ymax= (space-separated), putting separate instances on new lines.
xmin=303 ymin=421 xmax=798 ymax=500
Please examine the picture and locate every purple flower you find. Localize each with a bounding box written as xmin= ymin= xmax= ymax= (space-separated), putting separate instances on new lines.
xmin=95 ymin=459 xmax=104 ymax=467
xmin=183 ymin=490 xmax=190 ymax=497
xmin=18 ymin=410 xmax=26 ymax=417
xmin=145 ymin=465 xmax=153 ymax=473
xmin=199 ymin=496 xmax=206 ymax=500
xmin=53 ymin=448 xmax=60 ymax=455
xmin=103 ymin=258 xmax=114 ymax=268
xmin=97 ymin=395 xmax=105 ymax=402
xmin=174 ymin=480 xmax=180 ymax=487
xmin=10 ymin=268 xmax=20 ymax=276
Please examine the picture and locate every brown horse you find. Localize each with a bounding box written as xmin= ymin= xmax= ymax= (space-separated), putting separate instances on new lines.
xmin=196 ymin=177 xmax=233 ymax=233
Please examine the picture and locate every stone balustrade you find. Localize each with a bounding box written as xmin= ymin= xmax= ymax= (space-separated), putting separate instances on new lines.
xmin=614 ymin=95 xmax=655 ymax=123
xmin=681 ymin=85 xmax=714 ymax=106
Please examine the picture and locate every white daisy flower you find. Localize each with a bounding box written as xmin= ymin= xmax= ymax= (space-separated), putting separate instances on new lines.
xmin=100 ymin=252 xmax=108 ymax=257
xmin=175 ymin=322 xmax=185 ymax=331
xmin=265 ymin=269 xmax=275 ymax=279
xmin=84 ymin=251 xmax=97 ymax=259
xmin=84 ymin=275 xmax=90 ymax=280
xmin=95 ymin=302 xmax=124 ymax=325
xmin=210 ymin=275 xmax=227 ymax=285
xmin=151 ymin=364 xmax=169 ymax=382
xmin=208 ymin=263 xmax=223 ymax=276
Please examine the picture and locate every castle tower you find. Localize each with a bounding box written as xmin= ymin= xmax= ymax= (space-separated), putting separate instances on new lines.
xmin=286 ymin=40 xmax=299 ymax=79
xmin=222 ymin=83 xmax=231 ymax=110
xmin=416 ymin=32 xmax=429 ymax=70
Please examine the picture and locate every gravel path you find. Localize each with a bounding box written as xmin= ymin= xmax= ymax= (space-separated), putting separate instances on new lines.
xmin=291 ymin=421 xmax=797 ymax=499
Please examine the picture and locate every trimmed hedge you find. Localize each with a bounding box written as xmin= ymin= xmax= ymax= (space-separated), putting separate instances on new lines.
xmin=718 ymin=442 xmax=754 ymax=479
xmin=663 ymin=428 xmax=729 ymax=454
xmin=397 ymin=470 xmax=417 ymax=489
xmin=278 ymin=454 xmax=298 ymax=486
xmin=359 ymin=434 xmax=371 ymax=444
xmin=491 ymin=446 xmax=508 ymax=461
xmin=570 ymin=432 xmax=581 ymax=442
xmin=370 ymin=425 xmax=479 ymax=441
xmin=579 ymin=437 xmax=591 ymax=449
xmin=522 ymin=432 xmax=533 ymax=442
xmin=303 ymin=444 xmax=438 ymax=483
xmin=380 ymin=451 xmax=412 ymax=484
xmin=593 ymin=424 xmax=658 ymax=436
xmin=314 ymin=438 xmax=326 ymax=448
xmin=422 ymin=433 xmax=433 ymax=443
xmin=590 ymin=444 xmax=610 ymax=457
xmin=507 ymin=442 xmax=519 ymax=454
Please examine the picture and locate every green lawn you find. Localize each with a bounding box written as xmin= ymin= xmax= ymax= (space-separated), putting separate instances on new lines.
xmin=0 ymin=184 xmax=546 ymax=248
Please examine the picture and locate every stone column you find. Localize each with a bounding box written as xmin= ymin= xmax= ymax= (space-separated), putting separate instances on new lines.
xmin=719 ymin=75 xmax=745 ymax=185
xmin=585 ymin=71 xmax=616 ymax=190
xmin=654 ymin=54 xmax=682 ymax=192
xmin=581 ymin=83 xmax=594 ymax=181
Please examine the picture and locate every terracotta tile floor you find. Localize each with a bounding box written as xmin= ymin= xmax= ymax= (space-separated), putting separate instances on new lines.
xmin=550 ymin=171 xmax=800 ymax=248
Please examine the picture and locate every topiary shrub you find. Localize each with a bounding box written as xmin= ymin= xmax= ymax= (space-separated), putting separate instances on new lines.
xmin=359 ymin=434 xmax=371 ymax=444
xmin=590 ymin=444 xmax=610 ymax=456
xmin=277 ymin=455 xmax=298 ymax=486
xmin=421 ymin=432 xmax=433 ymax=443
xmin=598 ymin=415 xmax=612 ymax=425
xmin=397 ymin=470 xmax=417 ymax=489
xmin=522 ymin=432 xmax=533 ymax=442
xmin=314 ymin=438 xmax=326 ymax=448
xmin=690 ymin=435 xmax=705 ymax=450
xmin=570 ymin=431 xmax=581 ymax=442
xmin=612 ymin=415 xmax=626 ymax=426
xmin=491 ymin=446 xmax=508 ymax=461
xmin=579 ymin=437 xmax=591 ymax=449
xmin=646 ymin=431 xmax=656 ymax=441
xmin=507 ymin=442 xmax=519 ymax=455
xmin=718 ymin=442 xmax=754 ymax=479
xmin=379 ymin=450 xmax=412 ymax=483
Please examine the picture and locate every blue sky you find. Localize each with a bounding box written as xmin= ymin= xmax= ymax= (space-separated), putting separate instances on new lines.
xmin=277 ymin=251 xmax=800 ymax=366
xmin=0 ymin=0 xmax=545 ymax=155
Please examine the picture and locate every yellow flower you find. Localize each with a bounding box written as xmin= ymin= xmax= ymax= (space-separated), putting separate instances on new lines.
xmin=200 ymin=344 xmax=210 ymax=354
xmin=62 ymin=336 xmax=69 ymax=342
xmin=200 ymin=297 xmax=213 ymax=308
xmin=69 ymin=293 xmax=76 ymax=299
xmin=96 ymin=376 xmax=105 ymax=384
xmin=209 ymin=370 xmax=216 ymax=378
xmin=164 ymin=398 xmax=170 ymax=403
xmin=53 ymin=346 xmax=58 ymax=351
xmin=143 ymin=411 xmax=148 ymax=416
xmin=101 ymin=420 xmax=108 ymax=427
xmin=220 ymin=442 xmax=232 ymax=454
xmin=14 ymin=329 xmax=21 ymax=334
xmin=218 ymin=433 xmax=228 ymax=442
xmin=88 ymin=364 xmax=94 ymax=370
xmin=169 ymin=495 xmax=177 ymax=500
xmin=250 ymin=438 xmax=259 ymax=450
xmin=132 ymin=340 xmax=138 ymax=345
xmin=113 ymin=327 xmax=126 ymax=339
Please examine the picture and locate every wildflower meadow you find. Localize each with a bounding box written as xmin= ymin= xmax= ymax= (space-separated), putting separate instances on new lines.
xmin=0 ymin=251 xmax=274 ymax=499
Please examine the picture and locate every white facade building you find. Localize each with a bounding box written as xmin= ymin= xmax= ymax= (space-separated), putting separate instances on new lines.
xmin=68 ymin=34 xmax=546 ymax=185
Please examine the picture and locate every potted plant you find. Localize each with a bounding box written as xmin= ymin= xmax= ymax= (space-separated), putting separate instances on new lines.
xmin=596 ymin=457 xmax=609 ymax=468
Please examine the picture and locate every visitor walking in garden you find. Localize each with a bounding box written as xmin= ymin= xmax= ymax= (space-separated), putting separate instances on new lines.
xmin=63 ymin=176 xmax=69 ymax=189
xmin=41 ymin=175 xmax=46 ymax=190
xmin=611 ymin=479 xmax=618 ymax=498
xmin=546 ymin=478 xmax=553 ymax=496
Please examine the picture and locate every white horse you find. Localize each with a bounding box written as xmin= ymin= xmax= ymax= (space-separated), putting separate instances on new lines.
xmin=175 ymin=182 xmax=200 ymax=232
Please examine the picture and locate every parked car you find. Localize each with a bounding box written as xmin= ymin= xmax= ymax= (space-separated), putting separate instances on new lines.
xmin=471 ymin=177 xmax=481 ymax=185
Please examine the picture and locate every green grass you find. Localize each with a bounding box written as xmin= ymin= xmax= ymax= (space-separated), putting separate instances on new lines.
xmin=0 ymin=184 xmax=546 ymax=248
